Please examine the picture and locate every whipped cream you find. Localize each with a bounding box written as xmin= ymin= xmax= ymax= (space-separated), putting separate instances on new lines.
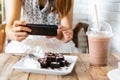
xmin=32 ymin=53 xmax=45 ymax=58
xmin=23 ymin=53 xmax=44 ymax=69
xmin=23 ymin=57 xmax=40 ymax=69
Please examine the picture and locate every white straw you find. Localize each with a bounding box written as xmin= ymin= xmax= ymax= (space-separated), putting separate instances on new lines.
xmin=93 ymin=1 xmax=100 ymax=31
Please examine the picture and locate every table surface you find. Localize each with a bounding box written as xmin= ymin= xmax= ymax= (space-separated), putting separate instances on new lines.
xmin=0 ymin=53 xmax=120 ymax=80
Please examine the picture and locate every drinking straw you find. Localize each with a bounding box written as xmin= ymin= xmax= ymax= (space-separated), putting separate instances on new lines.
xmin=93 ymin=1 xmax=100 ymax=31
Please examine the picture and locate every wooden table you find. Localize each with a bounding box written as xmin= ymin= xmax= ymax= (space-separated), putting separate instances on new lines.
xmin=0 ymin=53 xmax=120 ymax=80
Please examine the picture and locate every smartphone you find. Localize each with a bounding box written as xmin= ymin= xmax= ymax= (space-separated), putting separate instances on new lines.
xmin=21 ymin=24 xmax=58 ymax=36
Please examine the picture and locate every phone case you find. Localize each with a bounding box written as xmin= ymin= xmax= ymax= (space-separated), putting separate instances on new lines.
xmin=21 ymin=24 xmax=58 ymax=36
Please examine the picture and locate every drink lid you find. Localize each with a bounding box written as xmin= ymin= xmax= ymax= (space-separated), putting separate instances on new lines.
xmin=86 ymin=21 xmax=113 ymax=37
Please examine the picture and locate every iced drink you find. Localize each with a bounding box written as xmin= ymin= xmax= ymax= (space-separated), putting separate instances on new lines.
xmin=88 ymin=36 xmax=110 ymax=66
xmin=86 ymin=22 xmax=113 ymax=66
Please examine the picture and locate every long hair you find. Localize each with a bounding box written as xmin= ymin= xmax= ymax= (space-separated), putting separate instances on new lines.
xmin=49 ymin=0 xmax=72 ymax=19
xmin=55 ymin=0 xmax=72 ymax=19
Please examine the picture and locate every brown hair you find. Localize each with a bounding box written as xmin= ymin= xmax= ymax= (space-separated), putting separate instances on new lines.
xmin=48 ymin=0 xmax=73 ymax=18
xmin=55 ymin=0 xmax=72 ymax=18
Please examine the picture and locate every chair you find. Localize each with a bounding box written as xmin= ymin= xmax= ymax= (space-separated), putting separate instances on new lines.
xmin=0 ymin=24 xmax=6 ymax=53
xmin=73 ymin=22 xmax=89 ymax=53
xmin=0 ymin=0 xmax=6 ymax=53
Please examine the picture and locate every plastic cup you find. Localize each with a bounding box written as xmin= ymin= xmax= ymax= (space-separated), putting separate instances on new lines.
xmin=86 ymin=21 xmax=113 ymax=66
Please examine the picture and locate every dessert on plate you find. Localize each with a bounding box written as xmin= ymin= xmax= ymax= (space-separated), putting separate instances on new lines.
xmin=38 ymin=52 xmax=70 ymax=69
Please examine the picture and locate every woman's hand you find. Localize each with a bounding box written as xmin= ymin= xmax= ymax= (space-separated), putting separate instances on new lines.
xmin=12 ymin=21 xmax=31 ymax=41
xmin=45 ymin=25 xmax=73 ymax=43
xmin=56 ymin=25 xmax=73 ymax=43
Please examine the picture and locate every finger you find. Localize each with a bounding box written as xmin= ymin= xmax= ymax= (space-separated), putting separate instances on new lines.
xmin=63 ymin=32 xmax=73 ymax=39
xmin=46 ymin=36 xmax=54 ymax=38
xmin=14 ymin=32 xmax=28 ymax=37
xmin=58 ymin=25 xmax=70 ymax=31
xmin=14 ymin=36 xmax=27 ymax=42
xmin=62 ymin=31 xmax=73 ymax=42
xmin=12 ymin=26 xmax=31 ymax=32
xmin=63 ymin=30 xmax=73 ymax=37
xmin=62 ymin=35 xmax=72 ymax=43
xmin=56 ymin=29 xmax=63 ymax=40
xmin=13 ymin=20 xmax=26 ymax=27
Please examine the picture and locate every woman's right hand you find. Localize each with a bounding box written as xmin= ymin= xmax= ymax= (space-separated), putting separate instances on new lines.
xmin=12 ymin=21 xmax=31 ymax=42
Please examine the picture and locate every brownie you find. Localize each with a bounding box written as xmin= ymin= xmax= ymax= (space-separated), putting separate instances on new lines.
xmin=55 ymin=54 xmax=64 ymax=62
xmin=50 ymin=62 xmax=60 ymax=69
xmin=60 ymin=60 xmax=67 ymax=67
xmin=45 ymin=53 xmax=56 ymax=66
xmin=40 ymin=61 xmax=48 ymax=68
xmin=46 ymin=55 xmax=56 ymax=62
xmin=37 ymin=52 xmax=70 ymax=69
xmin=60 ymin=60 xmax=70 ymax=67
xmin=38 ymin=58 xmax=48 ymax=68
xmin=45 ymin=52 xmax=55 ymax=57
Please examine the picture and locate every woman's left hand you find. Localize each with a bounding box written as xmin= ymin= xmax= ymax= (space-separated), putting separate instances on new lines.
xmin=46 ymin=25 xmax=73 ymax=43
xmin=56 ymin=25 xmax=73 ymax=43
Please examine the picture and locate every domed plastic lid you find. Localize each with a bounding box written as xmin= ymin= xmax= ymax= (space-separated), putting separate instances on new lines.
xmin=86 ymin=21 xmax=113 ymax=37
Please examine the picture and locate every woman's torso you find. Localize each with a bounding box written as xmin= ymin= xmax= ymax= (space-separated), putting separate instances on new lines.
xmin=21 ymin=0 xmax=60 ymax=24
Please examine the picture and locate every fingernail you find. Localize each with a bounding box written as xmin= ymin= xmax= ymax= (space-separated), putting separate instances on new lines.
xmin=30 ymin=29 xmax=32 ymax=32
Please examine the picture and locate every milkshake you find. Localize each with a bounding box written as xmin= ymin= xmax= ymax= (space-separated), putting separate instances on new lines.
xmin=88 ymin=36 xmax=110 ymax=66
xmin=86 ymin=22 xmax=113 ymax=66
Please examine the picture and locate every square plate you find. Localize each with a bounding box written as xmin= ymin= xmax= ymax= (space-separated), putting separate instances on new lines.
xmin=13 ymin=55 xmax=77 ymax=75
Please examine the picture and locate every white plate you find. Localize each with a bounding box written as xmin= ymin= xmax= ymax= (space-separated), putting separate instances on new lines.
xmin=107 ymin=68 xmax=120 ymax=80
xmin=13 ymin=55 xmax=77 ymax=75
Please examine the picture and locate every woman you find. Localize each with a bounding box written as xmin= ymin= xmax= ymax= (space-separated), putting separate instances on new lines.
xmin=5 ymin=0 xmax=79 ymax=53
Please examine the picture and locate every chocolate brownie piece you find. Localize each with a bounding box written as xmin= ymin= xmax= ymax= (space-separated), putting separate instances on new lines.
xmin=60 ymin=60 xmax=70 ymax=67
xmin=50 ymin=62 xmax=60 ymax=69
xmin=37 ymin=53 xmax=70 ymax=69
xmin=38 ymin=58 xmax=48 ymax=68
xmin=55 ymin=54 xmax=64 ymax=62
